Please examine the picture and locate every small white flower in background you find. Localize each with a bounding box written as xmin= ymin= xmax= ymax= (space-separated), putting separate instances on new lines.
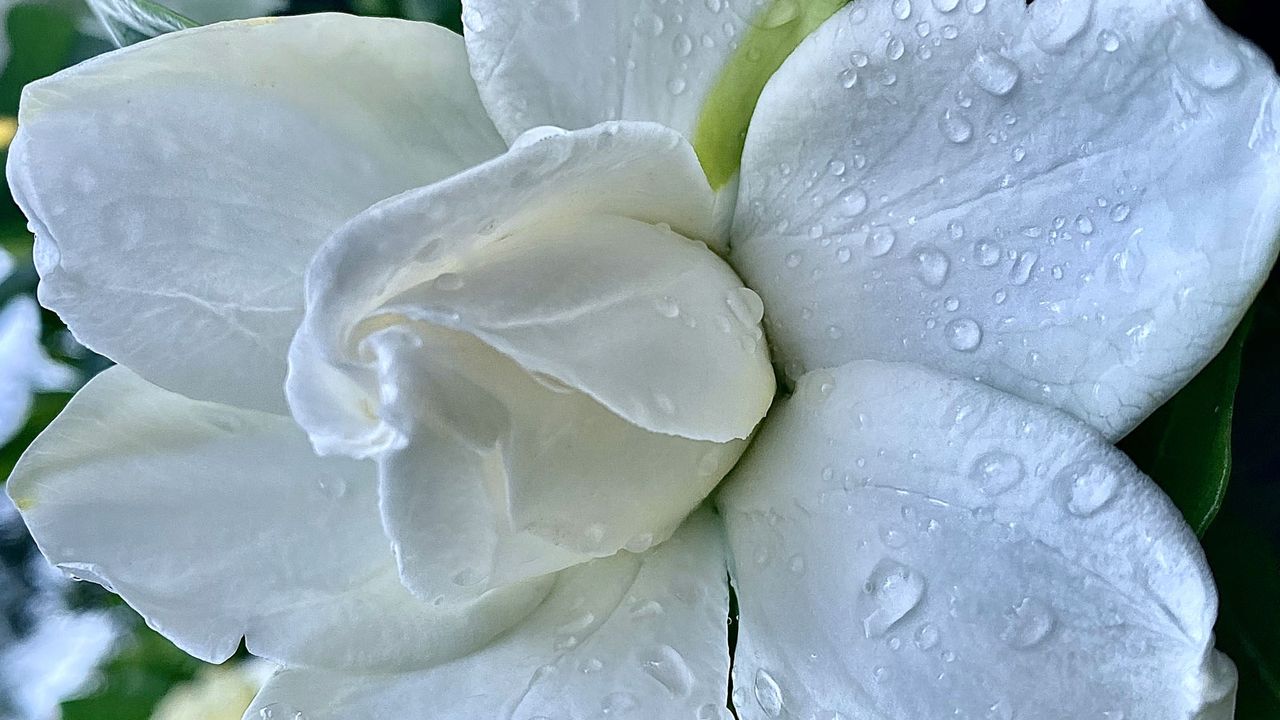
xmin=150 ymin=661 xmax=273 ymax=720
xmin=4 ymin=1 xmax=1278 ymax=719
xmin=0 ymin=249 xmax=77 ymax=446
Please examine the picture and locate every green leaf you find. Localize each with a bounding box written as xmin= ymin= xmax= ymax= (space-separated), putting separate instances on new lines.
xmin=0 ymin=3 xmax=78 ymax=113
xmin=1204 ymin=511 xmax=1280 ymax=718
xmin=60 ymin=622 xmax=203 ymax=720
xmin=1118 ymin=311 xmax=1254 ymax=535
xmin=84 ymin=0 xmax=197 ymax=48
xmin=692 ymin=0 xmax=851 ymax=189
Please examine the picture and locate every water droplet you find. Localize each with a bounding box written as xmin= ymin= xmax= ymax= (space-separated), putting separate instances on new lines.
xmin=861 ymin=559 xmax=926 ymax=638
xmin=973 ymin=240 xmax=1001 ymax=267
xmin=785 ymin=251 xmax=804 ymax=268
xmin=758 ymin=0 xmax=799 ymax=28
xmin=933 ymin=0 xmax=960 ymax=10
xmin=969 ymin=450 xmax=1024 ymax=494
xmin=915 ymin=622 xmax=940 ymax=650
xmin=1000 ymin=597 xmax=1056 ymax=648
xmin=886 ymin=35 xmax=906 ymax=60
xmin=1010 ymin=251 xmax=1038 ymax=286
xmin=1099 ymin=29 xmax=1121 ymax=52
xmin=965 ymin=0 xmax=986 ymax=13
xmin=1169 ymin=31 xmax=1242 ymax=90
xmin=841 ymin=187 xmax=869 ymax=216
xmin=945 ymin=318 xmax=983 ymax=352
xmin=667 ymin=77 xmax=688 ymax=96
xmin=1109 ymin=203 xmax=1131 ymax=222
xmin=940 ymin=108 xmax=974 ymax=143
xmin=726 ymin=287 xmax=766 ymax=325
xmin=944 ymin=296 xmax=960 ymax=312
xmin=754 ymin=669 xmax=784 ymax=717
xmin=601 ymin=691 xmax=639 ymax=715
xmin=1027 ymin=0 xmax=1093 ymax=53
xmin=1107 ymin=246 xmax=1146 ymax=291
xmin=697 ymin=703 xmax=731 ymax=720
xmin=867 ymin=226 xmax=897 ymax=257
xmin=914 ymin=246 xmax=951 ymax=287
xmin=1075 ymin=214 xmax=1095 ymax=234
xmin=840 ymin=68 xmax=859 ymax=88
xmin=655 ymin=295 xmax=681 ymax=318
xmin=836 ymin=246 xmax=853 ymax=264
xmin=580 ymin=657 xmax=604 ymax=673
xmin=630 ymin=598 xmax=665 ymax=618
xmin=673 ymin=32 xmax=694 ymax=57
xmin=626 ymin=532 xmax=656 ymax=552
xmin=642 ymin=645 xmax=695 ymax=697
xmin=968 ymin=48 xmax=1020 ymax=96
xmin=1056 ymin=460 xmax=1120 ymax=516
xmin=892 ymin=0 xmax=912 ymax=20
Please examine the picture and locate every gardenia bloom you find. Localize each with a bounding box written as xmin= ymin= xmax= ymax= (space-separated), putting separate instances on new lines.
xmin=5 ymin=0 xmax=1279 ymax=718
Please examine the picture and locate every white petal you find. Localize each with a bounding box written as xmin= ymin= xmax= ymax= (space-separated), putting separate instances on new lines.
xmin=463 ymin=0 xmax=765 ymax=142
xmin=718 ymin=360 xmax=1235 ymax=720
xmin=732 ymin=0 xmax=1280 ymax=439
xmin=7 ymin=366 xmax=551 ymax=671
xmin=373 ymin=323 xmax=745 ymax=600
xmin=287 ymin=123 xmax=771 ymax=598
xmin=8 ymin=14 xmax=506 ymax=415
xmin=290 ymin=123 xmax=765 ymax=452
xmin=247 ymin=508 xmax=732 ymax=720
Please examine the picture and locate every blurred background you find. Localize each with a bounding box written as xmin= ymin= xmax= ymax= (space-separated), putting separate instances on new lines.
xmin=0 ymin=1 xmax=1278 ymax=719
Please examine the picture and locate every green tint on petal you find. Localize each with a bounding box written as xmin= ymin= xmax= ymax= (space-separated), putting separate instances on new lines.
xmin=1120 ymin=311 xmax=1254 ymax=536
xmin=692 ymin=0 xmax=851 ymax=189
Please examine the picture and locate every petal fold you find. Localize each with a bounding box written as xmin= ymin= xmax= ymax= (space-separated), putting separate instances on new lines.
xmin=7 ymin=367 xmax=551 ymax=671
xmin=732 ymin=0 xmax=1280 ymax=438
xmin=246 ymin=508 xmax=732 ymax=720
xmin=287 ymin=122 xmax=773 ymax=600
xmin=8 ymin=14 xmax=505 ymax=415
xmin=719 ymin=360 xmax=1236 ymax=720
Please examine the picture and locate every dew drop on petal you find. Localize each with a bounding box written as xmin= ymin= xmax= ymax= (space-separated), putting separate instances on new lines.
xmin=861 ymin=559 xmax=926 ymax=638
xmin=945 ymin=318 xmax=982 ymax=352
xmin=1056 ymin=461 xmax=1120 ymax=516
xmin=969 ymin=450 xmax=1024 ymax=494
xmin=754 ymin=669 xmax=784 ymax=717
xmin=1000 ymin=597 xmax=1056 ymax=649
xmin=968 ymin=48 xmax=1020 ymax=96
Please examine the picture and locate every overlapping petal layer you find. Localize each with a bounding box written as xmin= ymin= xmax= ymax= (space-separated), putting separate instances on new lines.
xmin=288 ymin=121 xmax=774 ymax=601
xmin=7 ymin=367 xmax=551 ymax=671
xmin=247 ymin=508 xmax=732 ymax=720
xmin=462 ymin=0 xmax=767 ymax=142
xmin=732 ymin=0 xmax=1280 ymax=438
xmin=720 ymin=360 xmax=1235 ymax=720
xmin=7 ymin=14 xmax=505 ymax=415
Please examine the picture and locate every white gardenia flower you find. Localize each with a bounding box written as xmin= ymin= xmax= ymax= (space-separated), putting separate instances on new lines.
xmin=5 ymin=1 xmax=1278 ymax=718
